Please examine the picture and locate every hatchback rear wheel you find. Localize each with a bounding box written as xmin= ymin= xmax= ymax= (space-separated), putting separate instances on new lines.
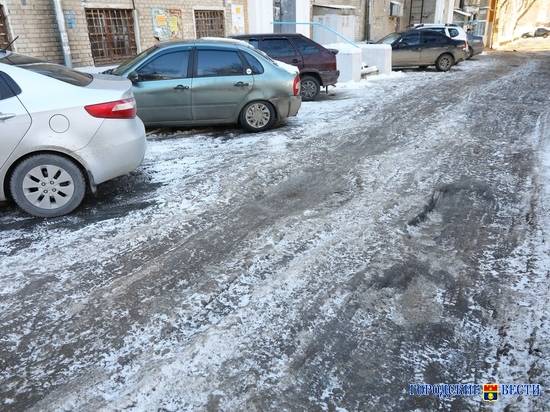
xmin=300 ymin=76 xmax=321 ymax=101
xmin=240 ymin=101 xmax=276 ymax=132
xmin=10 ymin=154 xmax=86 ymax=217
xmin=435 ymin=53 xmax=454 ymax=72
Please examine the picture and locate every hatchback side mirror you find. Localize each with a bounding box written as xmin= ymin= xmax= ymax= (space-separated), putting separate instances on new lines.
xmin=128 ymin=71 xmax=139 ymax=84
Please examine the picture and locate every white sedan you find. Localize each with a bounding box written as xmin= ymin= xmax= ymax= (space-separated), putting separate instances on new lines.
xmin=0 ymin=51 xmax=146 ymax=217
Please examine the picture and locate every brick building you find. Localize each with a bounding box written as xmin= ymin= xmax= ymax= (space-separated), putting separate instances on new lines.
xmin=0 ymin=0 xmax=248 ymax=67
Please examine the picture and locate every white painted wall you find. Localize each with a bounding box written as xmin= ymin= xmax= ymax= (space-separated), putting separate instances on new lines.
xmin=359 ymin=43 xmax=392 ymax=74
xmin=312 ymin=15 xmax=356 ymax=45
xmin=295 ymin=0 xmax=311 ymax=37
xmin=248 ymin=0 xmax=275 ymax=33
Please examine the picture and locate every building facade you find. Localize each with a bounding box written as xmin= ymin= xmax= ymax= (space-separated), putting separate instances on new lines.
xmin=0 ymin=0 xmax=248 ymax=67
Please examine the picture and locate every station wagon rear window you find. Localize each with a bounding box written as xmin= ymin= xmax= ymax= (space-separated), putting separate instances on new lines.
xmin=1 ymin=53 xmax=92 ymax=86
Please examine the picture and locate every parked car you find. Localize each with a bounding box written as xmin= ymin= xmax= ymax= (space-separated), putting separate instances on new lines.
xmin=413 ymin=23 xmax=474 ymax=59
xmin=0 ymin=51 xmax=146 ymax=217
xmin=109 ymin=39 xmax=301 ymax=132
xmin=467 ymin=33 xmax=484 ymax=58
xmin=232 ymin=33 xmax=339 ymax=101
xmin=522 ymin=28 xmax=550 ymax=38
xmin=377 ymin=30 xmax=468 ymax=71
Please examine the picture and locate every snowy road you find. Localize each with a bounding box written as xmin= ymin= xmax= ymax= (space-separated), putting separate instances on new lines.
xmin=1 ymin=51 xmax=549 ymax=411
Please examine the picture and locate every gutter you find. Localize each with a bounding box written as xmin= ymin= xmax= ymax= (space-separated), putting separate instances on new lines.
xmin=52 ymin=0 xmax=72 ymax=67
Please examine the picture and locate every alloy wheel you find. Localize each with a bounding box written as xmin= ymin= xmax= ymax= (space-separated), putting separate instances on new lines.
xmin=301 ymin=79 xmax=318 ymax=100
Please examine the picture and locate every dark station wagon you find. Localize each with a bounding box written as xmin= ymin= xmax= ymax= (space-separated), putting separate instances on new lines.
xmin=233 ymin=33 xmax=340 ymax=101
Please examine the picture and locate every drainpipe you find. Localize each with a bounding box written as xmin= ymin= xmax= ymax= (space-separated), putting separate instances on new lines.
xmin=52 ymin=0 xmax=72 ymax=67
xmin=132 ymin=0 xmax=142 ymax=53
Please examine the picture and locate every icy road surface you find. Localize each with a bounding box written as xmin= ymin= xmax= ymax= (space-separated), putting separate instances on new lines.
xmin=1 ymin=52 xmax=549 ymax=411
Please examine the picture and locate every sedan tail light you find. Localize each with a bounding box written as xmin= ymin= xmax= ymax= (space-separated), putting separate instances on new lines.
xmin=85 ymin=98 xmax=137 ymax=119
xmin=293 ymin=75 xmax=300 ymax=96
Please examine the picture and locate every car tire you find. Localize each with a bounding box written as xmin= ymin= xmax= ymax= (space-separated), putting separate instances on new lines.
xmin=435 ymin=53 xmax=454 ymax=72
xmin=300 ymin=75 xmax=321 ymax=101
xmin=10 ymin=154 xmax=86 ymax=218
xmin=240 ymin=101 xmax=276 ymax=133
xmin=543 ymin=33 xmax=549 ymax=38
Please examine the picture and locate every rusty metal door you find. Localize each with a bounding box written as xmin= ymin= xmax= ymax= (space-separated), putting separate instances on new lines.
xmin=85 ymin=8 xmax=137 ymax=65
xmin=194 ymin=10 xmax=225 ymax=38
xmin=0 ymin=4 xmax=10 ymax=49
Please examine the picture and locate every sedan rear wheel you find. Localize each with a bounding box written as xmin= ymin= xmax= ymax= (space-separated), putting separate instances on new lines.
xmin=240 ymin=101 xmax=276 ymax=132
xmin=436 ymin=53 xmax=454 ymax=72
xmin=10 ymin=154 xmax=86 ymax=217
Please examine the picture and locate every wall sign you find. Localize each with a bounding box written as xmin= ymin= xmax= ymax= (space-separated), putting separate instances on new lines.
xmin=152 ymin=8 xmax=183 ymax=41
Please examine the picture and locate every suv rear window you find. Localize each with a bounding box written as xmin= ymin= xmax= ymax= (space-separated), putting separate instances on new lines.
xmin=448 ymin=28 xmax=460 ymax=37
xmin=0 ymin=53 xmax=92 ymax=86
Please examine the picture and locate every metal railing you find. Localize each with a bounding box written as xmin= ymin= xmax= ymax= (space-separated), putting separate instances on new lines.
xmin=272 ymin=21 xmax=360 ymax=48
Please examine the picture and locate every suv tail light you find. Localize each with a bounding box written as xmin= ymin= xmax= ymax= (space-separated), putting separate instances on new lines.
xmin=85 ymin=98 xmax=137 ymax=119
xmin=293 ymin=75 xmax=300 ymax=96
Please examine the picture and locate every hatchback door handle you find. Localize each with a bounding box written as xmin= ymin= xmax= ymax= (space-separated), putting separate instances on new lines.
xmin=234 ymin=81 xmax=249 ymax=87
xmin=174 ymin=84 xmax=190 ymax=90
xmin=0 ymin=113 xmax=16 ymax=121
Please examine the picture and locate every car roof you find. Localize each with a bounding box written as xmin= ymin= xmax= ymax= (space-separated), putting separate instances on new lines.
xmin=156 ymin=37 xmax=254 ymax=49
xmin=233 ymin=33 xmax=304 ymax=38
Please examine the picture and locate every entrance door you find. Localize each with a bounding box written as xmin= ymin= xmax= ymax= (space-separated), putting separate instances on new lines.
xmin=0 ymin=73 xmax=31 ymax=169
xmin=191 ymin=48 xmax=254 ymax=122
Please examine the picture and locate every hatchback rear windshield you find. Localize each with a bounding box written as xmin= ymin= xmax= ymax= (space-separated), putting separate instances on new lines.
xmin=0 ymin=53 xmax=92 ymax=86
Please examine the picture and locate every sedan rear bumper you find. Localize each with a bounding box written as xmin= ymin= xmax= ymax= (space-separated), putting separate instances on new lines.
xmin=75 ymin=117 xmax=146 ymax=185
xmin=272 ymin=95 xmax=302 ymax=120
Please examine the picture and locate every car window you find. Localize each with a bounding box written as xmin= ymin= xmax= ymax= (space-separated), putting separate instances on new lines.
xmin=0 ymin=72 xmax=21 ymax=100
xmin=137 ymin=50 xmax=190 ymax=81
xmin=291 ymin=36 xmax=321 ymax=55
xmin=0 ymin=53 xmax=92 ymax=86
xmin=247 ymin=38 xmax=259 ymax=49
xmin=260 ymin=38 xmax=297 ymax=57
xmin=401 ymin=32 xmax=421 ymax=46
xmin=242 ymin=51 xmax=264 ymax=74
xmin=112 ymin=46 xmax=158 ymax=75
xmin=427 ymin=28 xmax=446 ymax=35
xmin=422 ymin=31 xmax=445 ymax=44
xmin=377 ymin=33 xmax=401 ymax=44
xmin=448 ymin=28 xmax=460 ymax=37
xmin=196 ymin=49 xmax=245 ymax=77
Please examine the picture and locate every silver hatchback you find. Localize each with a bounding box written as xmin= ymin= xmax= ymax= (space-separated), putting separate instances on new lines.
xmin=109 ymin=38 xmax=302 ymax=132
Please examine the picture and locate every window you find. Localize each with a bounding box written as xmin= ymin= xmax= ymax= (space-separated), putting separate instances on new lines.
xmin=242 ymin=51 xmax=264 ymax=74
xmin=260 ymin=38 xmax=296 ymax=57
xmin=0 ymin=4 xmax=10 ymax=50
xmin=0 ymin=72 xmax=20 ymax=100
xmin=291 ymin=36 xmax=320 ymax=55
xmin=196 ymin=50 xmax=244 ymax=77
xmin=448 ymin=28 xmax=460 ymax=38
xmin=112 ymin=46 xmax=158 ymax=75
xmin=194 ymin=10 xmax=225 ymax=38
xmin=85 ymin=8 xmax=137 ymax=65
xmin=0 ymin=53 xmax=93 ymax=86
xmin=422 ymin=32 xmax=445 ymax=44
xmin=401 ymin=32 xmax=421 ymax=46
xmin=137 ymin=51 xmax=190 ymax=81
